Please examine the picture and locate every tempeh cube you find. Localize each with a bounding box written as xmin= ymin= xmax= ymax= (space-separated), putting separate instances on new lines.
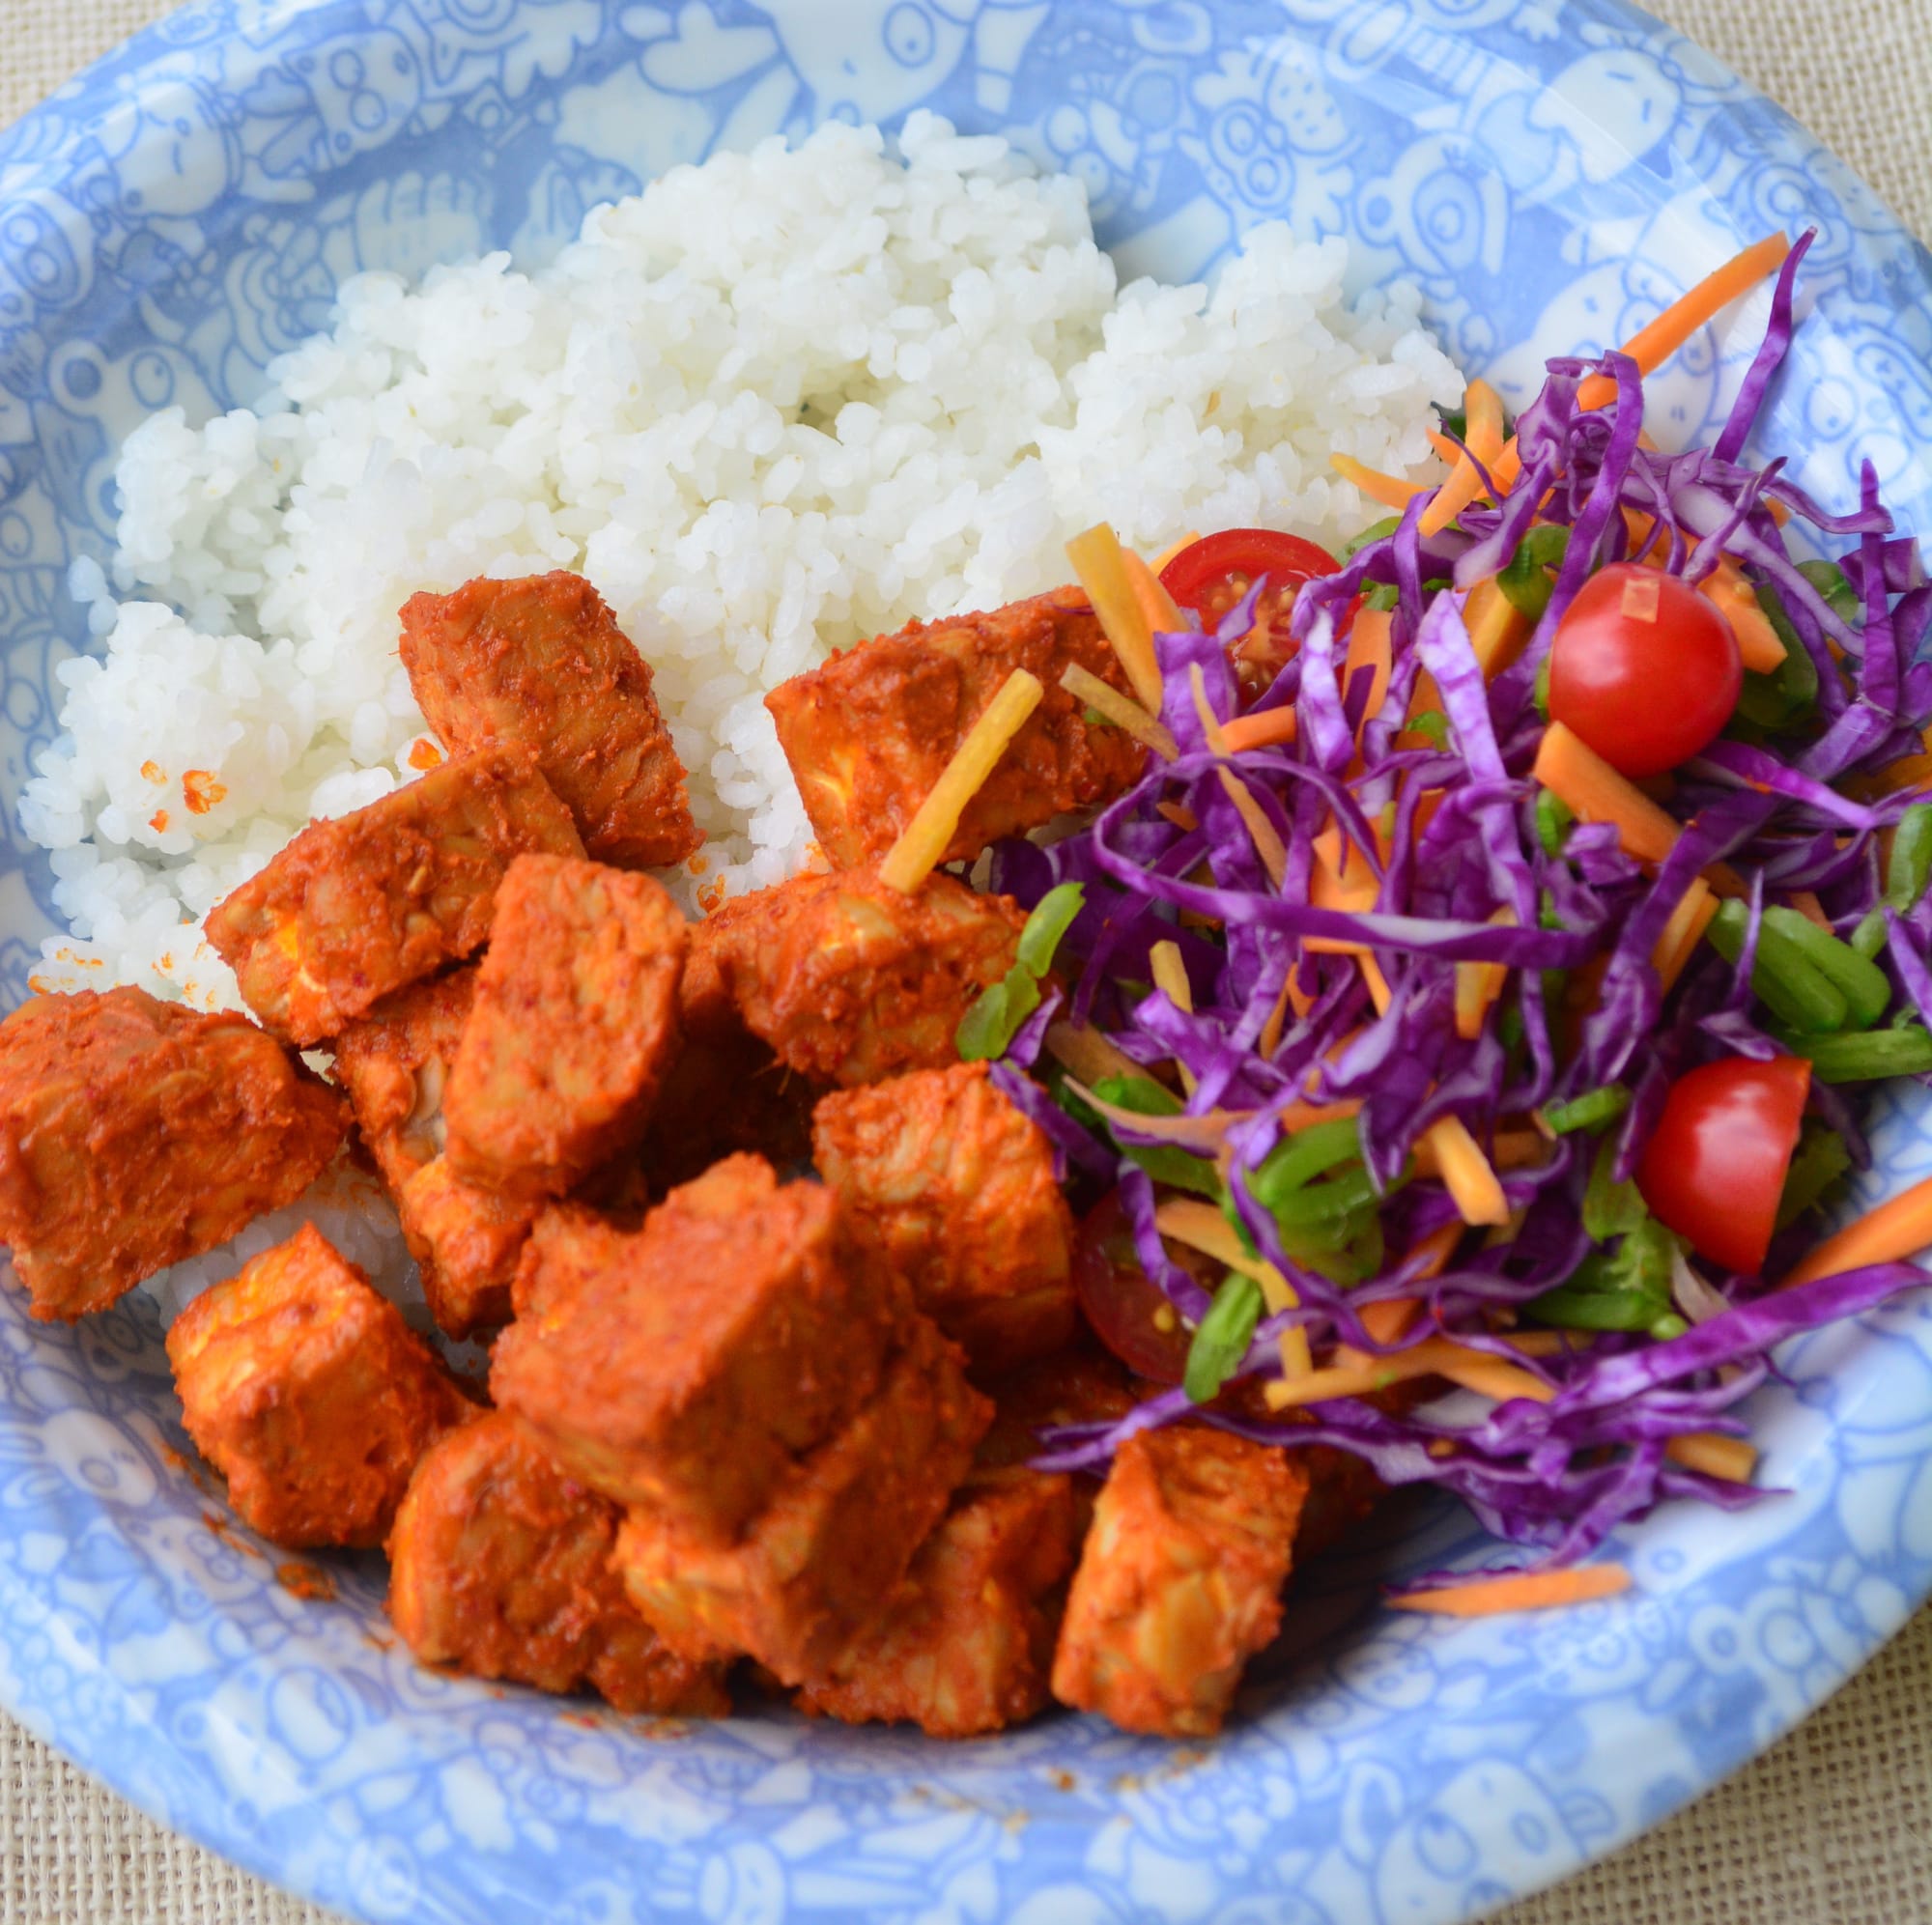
xmin=167 ymin=1224 xmax=474 ymax=1548
xmin=388 ymin=1409 xmax=728 ymax=1716
xmin=204 ymin=745 xmax=582 ymax=1045
xmin=0 ymin=987 xmax=348 ymax=1320
xmin=766 ymin=586 xmax=1144 ymax=869
xmin=399 ymin=572 xmax=700 ymax=868
xmin=611 ymin=1312 xmax=991 ymax=1684
xmin=796 ymin=1467 xmax=1080 ymax=1737
xmin=1051 ymin=1425 xmax=1307 ymax=1737
xmin=442 ymin=854 xmax=686 ymax=1198
xmin=812 ymin=1062 xmax=1076 ymax=1371
xmin=705 ymin=863 xmax=1025 ymax=1089
xmin=491 ymin=1154 xmax=909 ymax=1539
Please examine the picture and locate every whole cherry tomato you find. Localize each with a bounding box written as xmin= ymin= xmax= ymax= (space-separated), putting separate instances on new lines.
xmin=1636 ymin=1055 xmax=1811 ymax=1276
xmin=1547 ymin=562 xmax=1743 ymax=778
xmin=1160 ymin=527 xmax=1340 ymax=685
xmin=1071 ymin=1187 xmax=1193 ymax=1383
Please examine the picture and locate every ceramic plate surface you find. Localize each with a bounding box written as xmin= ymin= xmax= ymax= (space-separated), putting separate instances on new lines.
xmin=0 ymin=3 xmax=1928 ymax=1921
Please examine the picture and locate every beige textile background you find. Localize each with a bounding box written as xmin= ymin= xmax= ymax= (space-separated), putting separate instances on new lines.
xmin=0 ymin=0 xmax=1927 ymax=1919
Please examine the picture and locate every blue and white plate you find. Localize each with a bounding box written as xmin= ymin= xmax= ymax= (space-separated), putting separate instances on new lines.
xmin=0 ymin=4 xmax=1927 ymax=1921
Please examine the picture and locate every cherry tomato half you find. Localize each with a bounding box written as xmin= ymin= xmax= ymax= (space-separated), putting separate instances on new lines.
xmin=1636 ymin=1055 xmax=1811 ymax=1276
xmin=1160 ymin=527 xmax=1340 ymax=685
xmin=1548 ymin=562 xmax=1743 ymax=778
xmin=1071 ymin=1187 xmax=1192 ymax=1383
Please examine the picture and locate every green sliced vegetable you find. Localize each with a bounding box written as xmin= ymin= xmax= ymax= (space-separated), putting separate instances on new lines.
xmin=1498 ymin=524 xmax=1570 ymax=623
xmin=1540 ymin=1083 xmax=1632 ymax=1137
xmin=1774 ymin=1024 xmax=1932 ymax=1082
xmin=1851 ymin=907 xmax=1889 ymax=960
xmin=1406 ymin=709 xmax=1451 ymax=749
xmin=1527 ymin=1218 xmax=1680 ymax=1334
xmin=1776 ymin=1124 xmax=1853 ymax=1231
xmin=1533 ymin=654 xmax=1551 ymax=722
xmin=1582 ymin=1134 xmax=1647 ymax=1243
xmin=1734 ymin=582 xmax=1821 ymax=732
xmin=1183 ymin=1272 xmax=1264 ymax=1403
xmin=1536 ymin=788 xmax=1575 ymax=859
xmin=1887 ymin=805 xmax=1932 ymax=914
xmin=1707 ymin=899 xmax=1850 ymax=1034
xmin=1759 ymin=905 xmax=1892 ymax=1029
xmin=1797 ymin=558 xmax=1863 ymax=622
xmin=1090 ymin=1073 xmax=1222 ymax=1199
xmin=1248 ymin=1118 xmax=1365 ymax=1208
xmin=1342 ymin=515 xmax=1403 ymax=560
xmin=1016 ymin=882 xmax=1086 ymax=977
xmin=955 ymin=965 xmax=1041 ymax=1062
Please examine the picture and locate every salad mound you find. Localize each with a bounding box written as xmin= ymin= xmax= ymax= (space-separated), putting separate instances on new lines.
xmin=965 ymin=229 xmax=1932 ymax=1600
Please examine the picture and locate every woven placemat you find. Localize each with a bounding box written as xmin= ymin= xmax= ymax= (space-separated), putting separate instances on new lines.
xmin=0 ymin=3 xmax=1927 ymax=1921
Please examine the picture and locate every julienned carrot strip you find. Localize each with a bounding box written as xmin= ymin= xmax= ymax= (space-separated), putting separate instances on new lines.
xmin=1413 ymin=1128 xmax=1545 ymax=1179
xmin=1665 ymin=1433 xmax=1758 ymax=1483
xmin=1217 ymin=767 xmax=1289 ymax=887
xmin=1423 ymin=1115 xmax=1512 ymax=1227
xmin=1534 ymin=721 xmax=1683 ymax=865
xmin=1059 ymin=663 xmax=1178 ymax=760
xmin=1701 ymin=555 xmax=1787 ymax=675
xmin=877 ymin=668 xmax=1042 ymax=892
xmin=1262 ymin=1333 xmax=1548 ymax=1411
xmin=1357 ymin=1296 xmax=1423 ymax=1345
xmin=1465 ymin=577 xmax=1530 ymax=681
xmin=1222 ymin=706 xmax=1299 ymax=753
xmin=1344 ymin=605 xmax=1394 ymax=728
xmin=1154 ymin=1198 xmax=1312 ymax=1379
xmin=1276 ymin=1095 xmax=1365 ymax=1133
xmin=1066 ymin=524 xmax=1163 ymax=712
xmin=1435 ymin=1353 xmax=1551 ymax=1405
xmin=1331 ymin=453 xmax=1427 ymax=510
xmin=1388 ymin=1565 xmax=1633 ymax=1616
xmin=1482 ymin=236 xmax=1791 ymax=501
xmin=1149 ymin=530 xmax=1200 ymax=574
xmin=1786 ymin=889 xmax=1831 ymax=931
xmin=1260 ymin=970 xmax=1304 ymax=1055
xmin=1421 ymin=381 xmax=1505 ymax=537
xmin=1148 ymin=940 xmax=1199 ymax=1098
xmin=1651 ymin=876 xmax=1718 ymax=995
xmin=1123 ymin=546 xmax=1186 ymax=639
xmin=1781 ymin=1171 xmax=1932 ymax=1288
xmin=1043 ymin=1021 xmax=1143 ymax=1089
xmin=1576 ymin=234 xmax=1791 ymax=410
xmin=1454 ymin=907 xmax=1515 ymax=1040
xmin=1304 ymin=824 xmax=1379 ymax=955
xmin=1188 ymin=662 xmax=1234 ymax=758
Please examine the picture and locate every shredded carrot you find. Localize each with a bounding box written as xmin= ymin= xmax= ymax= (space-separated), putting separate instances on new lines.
xmin=1065 ymin=524 xmax=1163 ymax=712
xmin=1259 ymin=969 xmax=1302 ymax=1057
xmin=1221 ymin=706 xmax=1299 ymax=753
xmin=1413 ymin=1129 xmax=1545 ymax=1180
xmin=1435 ymin=1352 xmax=1553 ymax=1405
xmin=1148 ymin=941 xmax=1199 ymax=1098
xmin=877 ymin=668 xmax=1043 ymax=892
xmin=1665 ymin=1433 xmax=1758 ymax=1483
xmin=1651 ymin=876 xmax=1718 ymax=994
xmin=1263 ymin=1333 xmax=1536 ymax=1411
xmin=1216 ymin=766 xmax=1289 ymax=888
xmin=1358 ymin=1297 xmax=1422 ymax=1345
xmin=1845 ymin=750 xmax=1932 ymax=803
xmin=1786 ymin=888 xmax=1831 ymax=931
xmin=1149 ymin=530 xmax=1200 ymax=574
xmin=1465 ymin=576 xmax=1531 ymax=681
xmin=1060 ymin=663 xmax=1178 ymax=759
xmin=1576 ymin=234 xmax=1791 ymax=410
xmin=1700 ymin=555 xmax=1787 ymax=675
xmin=1423 ymin=1115 xmax=1512 ymax=1227
xmin=1534 ymin=720 xmax=1685 ymax=866
xmin=1154 ymin=1198 xmax=1311 ymax=1379
xmin=1043 ymin=1021 xmax=1143 ymax=1089
xmin=1454 ymin=907 xmax=1515 ymax=1040
xmin=1343 ymin=605 xmax=1394 ymax=729
xmin=1304 ymin=823 xmax=1379 ymax=955
xmin=1155 ymin=801 xmax=1199 ymax=834
xmin=1331 ymin=453 xmax=1427 ymax=510
xmin=1782 ymin=1171 xmax=1932 ymax=1288
xmin=1123 ymin=546 xmax=1186 ymax=641
xmin=1275 ymin=1095 xmax=1365 ymax=1134
xmin=1388 ymin=1564 xmax=1633 ymax=1616
xmin=1420 ymin=380 xmax=1505 ymax=537
xmin=1188 ymin=662 xmax=1233 ymax=758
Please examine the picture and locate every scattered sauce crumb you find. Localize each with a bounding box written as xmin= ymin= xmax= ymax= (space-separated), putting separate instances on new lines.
xmin=275 ymin=1560 xmax=335 ymax=1602
xmin=407 ymin=738 xmax=444 ymax=771
xmin=200 ymin=1511 xmax=265 ymax=1558
xmin=183 ymin=770 xmax=227 ymax=814
xmin=362 ymin=1629 xmax=395 ymax=1653
xmin=685 ymin=852 xmax=709 ymax=876
xmin=139 ymin=759 xmax=164 ymax=783
xmin=149 ymin=809 xmax=169 ymax=833
xmin=696 ymin=878 xmax=726 ymax=914
xmin=1048 ymin=1769 xmax=1075 ymax=1793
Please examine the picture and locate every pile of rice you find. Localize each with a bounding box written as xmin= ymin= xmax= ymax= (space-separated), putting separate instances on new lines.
xmin=21 ymin=111 xmax=1461 ymax=1013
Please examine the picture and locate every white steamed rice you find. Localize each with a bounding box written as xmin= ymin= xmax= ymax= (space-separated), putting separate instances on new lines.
xmin=21 ymin=111 xmax=1461 ymax=1018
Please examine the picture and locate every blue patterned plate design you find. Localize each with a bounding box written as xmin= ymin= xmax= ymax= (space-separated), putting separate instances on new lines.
xmin=0 ymin=4 xmax=1928 ymax=1921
